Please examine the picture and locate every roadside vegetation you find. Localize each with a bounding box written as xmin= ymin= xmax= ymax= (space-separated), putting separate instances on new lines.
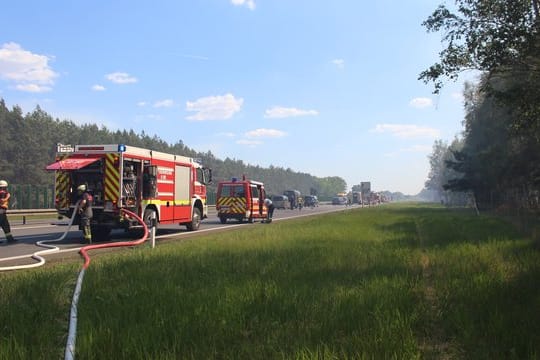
xmin=1 ymin=203 xmax=539 ymax=359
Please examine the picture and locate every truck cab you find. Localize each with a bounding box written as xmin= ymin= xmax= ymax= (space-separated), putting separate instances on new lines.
xmin=216 ymin=177 xmax=267 ymax=223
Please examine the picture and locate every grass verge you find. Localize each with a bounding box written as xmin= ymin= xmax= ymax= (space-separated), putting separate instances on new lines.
xmin=1 ymin=203 xmax=539 ymax=359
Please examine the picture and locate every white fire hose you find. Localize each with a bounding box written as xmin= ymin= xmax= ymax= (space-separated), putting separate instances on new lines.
xmin=0 ymin=201 xmax=81 ymax=272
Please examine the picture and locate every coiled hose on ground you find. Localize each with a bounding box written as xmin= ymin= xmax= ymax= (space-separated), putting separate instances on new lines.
xmin=0 ymin=201 xmax=82 ymax=272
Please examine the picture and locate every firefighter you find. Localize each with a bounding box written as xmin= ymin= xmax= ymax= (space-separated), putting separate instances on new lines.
xmin=0 ymin=180 xmax=16 ymax=243
xmin=77 ymin=184 xmax=93 ymax=243
xmin=263 ymin=197 xmax=275 ymax=223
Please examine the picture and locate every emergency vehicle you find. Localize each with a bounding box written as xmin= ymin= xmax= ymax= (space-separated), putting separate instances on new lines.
xmin=216 ymin=176 xmax=267 ymax=223
xmin=45 ymin=144 xmax=212 ymax=240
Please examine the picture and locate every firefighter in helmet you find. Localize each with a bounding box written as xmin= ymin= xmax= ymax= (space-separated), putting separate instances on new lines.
xmin=0 ymin=180 xmax=16 ymax=243
xmin=77 ymin=184 xmax=93 ymax=243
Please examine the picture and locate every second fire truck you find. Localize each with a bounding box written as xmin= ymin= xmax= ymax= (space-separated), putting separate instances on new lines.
xmin=215 ymin=176 xmax=267 ymax=223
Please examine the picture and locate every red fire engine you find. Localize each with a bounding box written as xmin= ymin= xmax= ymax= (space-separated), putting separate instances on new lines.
xmin=45 ymin=144 xmax=212 ymax=240
xmin=216 ymin=176 xmax=267 ymax=223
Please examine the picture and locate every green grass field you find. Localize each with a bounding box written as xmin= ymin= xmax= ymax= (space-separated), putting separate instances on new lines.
xmin=1 ymin=203 xmax=539 ymax=359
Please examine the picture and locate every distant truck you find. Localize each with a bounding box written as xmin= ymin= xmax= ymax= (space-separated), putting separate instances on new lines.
xmin=352 ymin=191 xmax=362 ymax=204
xmin=283 ymin=189 xmax=301 ymax=209
xmin=216 ymin=176 xmax=267 ymax=223
xmin=360 ymin=182 xmax=371 ymax=205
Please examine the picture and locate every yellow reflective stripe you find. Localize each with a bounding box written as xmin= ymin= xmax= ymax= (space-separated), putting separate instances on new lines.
xmin=57 ymin=171 xmax=70 ymax=208
xmin=217 ymin=197 xmax=246 ymax=214
xmin=142 ymin=200 xmax=191 ymax=206
xmin=104 ymin=153 xmax=120 ymax=201
xmin=55 ymin=154 xmax=70 ymax=208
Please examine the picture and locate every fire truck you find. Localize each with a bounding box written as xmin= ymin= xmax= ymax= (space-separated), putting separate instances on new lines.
xmin=216 ymin=176 xmax=267 ymax=223
xmin=45 ymin=144 xmax=212 ymax=240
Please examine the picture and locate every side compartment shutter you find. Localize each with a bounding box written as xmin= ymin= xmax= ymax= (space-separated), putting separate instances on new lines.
xmin=175 ymin=165 xmax=190 ymax=205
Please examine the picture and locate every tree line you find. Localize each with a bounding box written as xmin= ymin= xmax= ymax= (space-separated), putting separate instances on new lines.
xmin=0 ymin=99 xmax=348 ymax=200
xmin=423 ymin=0 xmax=540 ymax=213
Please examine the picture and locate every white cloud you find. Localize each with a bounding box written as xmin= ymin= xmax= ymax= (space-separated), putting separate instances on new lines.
xmin=264 ymin=106 xmax=319 ymax=119
xmin=186 ymin=93 xmax=243 ymax=121
xmin=245 ymin=128 xmax=287 ymax=138
xmin=92 ymin=84 xmax=106 ymax=91
xmin=331 ymin=59 xmax=345 ymax=69
xmin=105 ymin=72 xmax=138 ymax=84
xmin=231 ymin=0 xmax=255 ymax=10
xmin=15 ymin=83 xmax=52 ymax=93
xmin=0 ymin=42 xmax=58 ymax=92
xmin=153 ymin=99 xmax=174 ymax=108
xmin=371 ymin=124 xmax=440 ymax=138
xmin=409 ymin=97 xmax=433 ymax=109
xmin=137 ymin=101 xmax=147 ymax=107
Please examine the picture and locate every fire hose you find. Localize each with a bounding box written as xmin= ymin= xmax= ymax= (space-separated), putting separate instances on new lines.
xmin=0 ymin=205 xmax=150 ymax=359
xmin=0 ymin=201 xmax=82 ymax=272
xmin=64 ymin=208 xmax=149 ymax=360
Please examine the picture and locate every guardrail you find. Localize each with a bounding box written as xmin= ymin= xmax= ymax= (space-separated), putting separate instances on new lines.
xmin=7 ymin=209 xmax=59 ymax=225
xmin=6 ymin=206 xmax=219 ymax=225
xmin=8 ymin=209 xmax=58 ymax=214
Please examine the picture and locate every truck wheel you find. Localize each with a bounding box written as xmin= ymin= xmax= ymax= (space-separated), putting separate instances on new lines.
xmin=186 ymin=207 xmax=201 ymax=231
xmin=219 ymin=216 xmax=227 ymax=224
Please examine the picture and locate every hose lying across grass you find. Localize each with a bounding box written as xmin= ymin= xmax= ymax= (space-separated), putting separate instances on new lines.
xmin=65 ymin=208 xmax=149 ymax=360
xmin=0 ymin=201 xmax=82 ymax=272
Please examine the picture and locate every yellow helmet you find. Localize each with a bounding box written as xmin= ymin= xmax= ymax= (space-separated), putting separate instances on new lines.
xmin=0 ymin=180 xmax=7 ymax=187
xmin=77 ymin=184 xmax=86 ymax=192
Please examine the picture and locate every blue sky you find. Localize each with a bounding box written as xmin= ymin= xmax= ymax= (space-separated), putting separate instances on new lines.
xmin=0 ymin=0 xmax=474 ymax=195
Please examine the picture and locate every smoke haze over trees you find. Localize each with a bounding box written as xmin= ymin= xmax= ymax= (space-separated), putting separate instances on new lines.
xmin=423 ymin=0 xmax=540 ymax=212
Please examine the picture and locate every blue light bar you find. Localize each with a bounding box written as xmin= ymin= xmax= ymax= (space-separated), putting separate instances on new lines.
xmin=118 ymin=144 xmax=126 ymax=152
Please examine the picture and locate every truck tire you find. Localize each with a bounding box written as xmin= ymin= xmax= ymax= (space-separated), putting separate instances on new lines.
xmin=219 ymin=216 xmax=227 ymax=224
xmin=186 ymin=207 xmax=201 ymax=231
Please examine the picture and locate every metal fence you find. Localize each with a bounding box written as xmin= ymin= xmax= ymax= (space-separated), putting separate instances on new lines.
xmin=9 ymin=184 xmax=55 ymax=209
xmin=8 ymin=184 xmax=217 ymax=209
